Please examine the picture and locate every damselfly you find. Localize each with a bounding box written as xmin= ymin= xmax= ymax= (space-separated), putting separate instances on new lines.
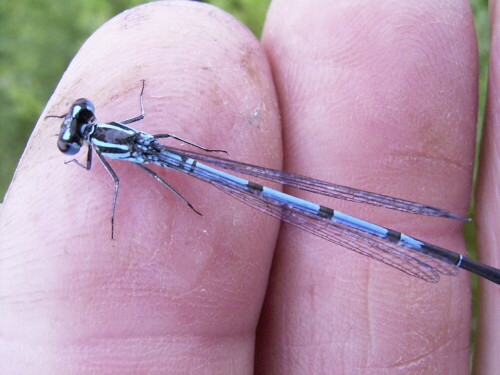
xmin=55 ymin=81 xmax=500 ymax=284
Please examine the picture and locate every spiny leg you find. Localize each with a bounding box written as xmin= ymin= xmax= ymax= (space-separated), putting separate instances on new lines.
xmin=133 ymin=163 xmax=202 ymax=216
xmin=120 ymin=79 xmax=226 ymax=155
xmin=94 ymin=150 xmax=120 ymax=239
xmin=153 ymin=133 xmax=227 ymax=154
xmin=121 ymin=79 xmax=146 ymax=125
xmin=65 ymin=144 xmax=93 ymax=170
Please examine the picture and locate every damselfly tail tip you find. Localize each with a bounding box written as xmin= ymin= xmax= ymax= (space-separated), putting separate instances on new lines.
xmin=458 ymin=256 xmax=500 ymax=285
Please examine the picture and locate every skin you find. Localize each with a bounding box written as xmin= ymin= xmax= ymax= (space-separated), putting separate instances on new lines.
xmin=0 ymin=0 xmax=498 ymax=374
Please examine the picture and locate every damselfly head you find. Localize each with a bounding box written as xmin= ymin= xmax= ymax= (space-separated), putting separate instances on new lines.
xmin=57 ymin=98 xmax=96 ymax=155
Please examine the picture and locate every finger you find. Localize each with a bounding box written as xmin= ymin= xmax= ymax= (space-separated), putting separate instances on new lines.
xmin=0 ymin=2 xmax=280 ymax=373
xmin=473 ymin=1 xmax=500 ymax=372
xmin=257 ymin=0 xmax=475 ymax=373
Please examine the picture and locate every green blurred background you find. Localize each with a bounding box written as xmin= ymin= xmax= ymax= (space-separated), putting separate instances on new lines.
xmin=0 ymin=0 xmax=491 ymax=365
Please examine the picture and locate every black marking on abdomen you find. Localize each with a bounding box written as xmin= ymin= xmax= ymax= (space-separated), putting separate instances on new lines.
xmin=386 ymin=229 xmax=401 ymax=243
xmin=189 ymin=160 xmax=197 ymax=173
xmin=420 ymin=242 xmax=459 ymax=264
xmin=318 ymin=205 xmax=334 ymax=219
xmin=247 ymin=182 xmax=264 ymax=194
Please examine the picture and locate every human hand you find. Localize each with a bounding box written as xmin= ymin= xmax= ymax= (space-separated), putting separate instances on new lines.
xmin=1 ymin=1 xmax=497 ymax=374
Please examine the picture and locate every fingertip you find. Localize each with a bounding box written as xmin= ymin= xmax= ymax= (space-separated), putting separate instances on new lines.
xmin=258 ymin=1 xmax=474 ymax=372
xmin=1 ymin=2 xmax=280 ymax=372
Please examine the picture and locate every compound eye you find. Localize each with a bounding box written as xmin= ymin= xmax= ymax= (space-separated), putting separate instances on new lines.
xmin=57 ymin=116 xmax=83 ymax=155
xmin=71 ymin=99 xmax=95 ymax=123
xmin=58 ymin=138 xmax=82 ymax=155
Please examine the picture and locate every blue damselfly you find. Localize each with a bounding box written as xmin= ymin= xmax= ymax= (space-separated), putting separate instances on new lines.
xmin=55 ymin=81 xmax=500 ymax=284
